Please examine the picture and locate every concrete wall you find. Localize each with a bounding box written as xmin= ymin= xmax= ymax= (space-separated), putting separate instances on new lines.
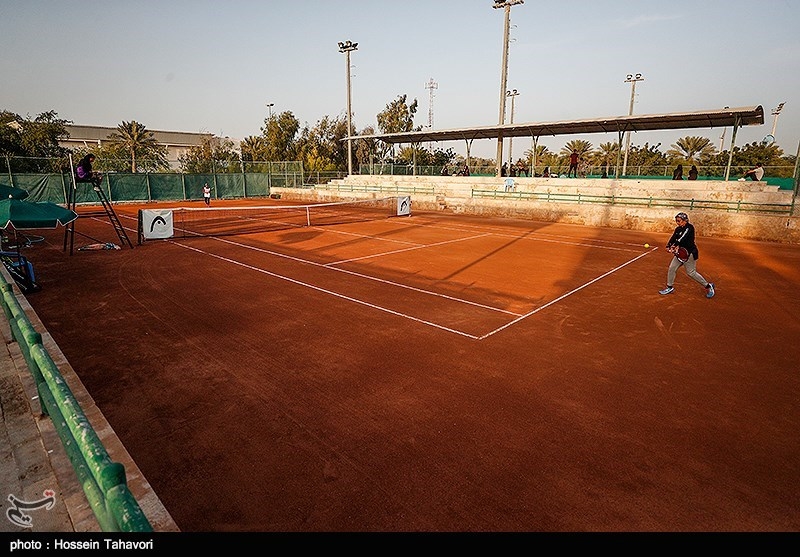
xmin=274 ymin=175 xmax=800 ymax=244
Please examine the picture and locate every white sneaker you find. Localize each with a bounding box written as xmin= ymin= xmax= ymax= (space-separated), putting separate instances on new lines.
xmin=659 ymin=286 xmax=674 ymax=295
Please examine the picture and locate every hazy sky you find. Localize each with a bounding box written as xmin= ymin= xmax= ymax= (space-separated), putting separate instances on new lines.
xmin=2 ymin=0 xmax=798 ymax=159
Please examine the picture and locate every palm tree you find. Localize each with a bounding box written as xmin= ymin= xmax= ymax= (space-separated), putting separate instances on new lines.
xmin=108 ymin=120 xmax=167 ymax=172
xmin=560 ymin=139 xmax=594 ymax=158
xmin=667 ymin=136 xmax=716 ymax=164
xmin=595 ymin=142 xmax=619 ymax=175
xmin=523 ymin=144 xmax=550 ymax=173
xmin=240 ymin=136 xmax=268 ymax=160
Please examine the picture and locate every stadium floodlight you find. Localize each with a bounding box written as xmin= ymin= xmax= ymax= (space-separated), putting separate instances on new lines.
xmin=770 ymin=102 xmax=785 ymax=137
xmin=622 ymin=72 xmax=644 ymax=177
xmin=338 ymin=40 xmax=358 ymax=175
xmin=492 ymin=0 xmax=524 ymax=177
xmin=266 ymin=103 xmax=274 ymax=119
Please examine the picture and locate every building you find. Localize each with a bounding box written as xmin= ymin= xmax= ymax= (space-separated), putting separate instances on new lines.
xmin=61 ymin=125 xmax=214 ymax=167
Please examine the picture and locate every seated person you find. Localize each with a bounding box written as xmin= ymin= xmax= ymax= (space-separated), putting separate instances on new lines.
xmin=688 ymin=165 xmax=698 ymax=180
xmin=672 ymin=164 xmax=684 ymax=180
xmin=75 ymin=153 xmax=103 ymax=189
xmin=743 ymin=162 xmax=764 ymax=181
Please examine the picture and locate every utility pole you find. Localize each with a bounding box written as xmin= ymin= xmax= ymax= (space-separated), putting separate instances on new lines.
xmin=338 ymin=41 xmax=358 ymax=175
xmin=622 ymin=73 xmax=644 ymax=177
xmin=425 ymin=78 xmax=438 ymax=152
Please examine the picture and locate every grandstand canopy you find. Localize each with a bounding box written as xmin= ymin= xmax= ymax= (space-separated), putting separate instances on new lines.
xmin=351 ymin=106 xmax=764 ymax=145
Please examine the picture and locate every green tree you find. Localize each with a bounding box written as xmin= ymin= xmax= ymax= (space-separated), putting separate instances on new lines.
xmin=240 ymin=135 xmax=268 ymax=162
xmin=667 ymin=136 xmax=717 ymax=164
xmin=711 ymin=142 xmax=787 ymax=177
xmin=376 ymin=95 xmax=419 ymax=161
xmin=107 ymin=120 xmax=169 ymax=172
xmin=354 ymin=125 xmax=378 ymax=170
xmin=261 ymin=111 xmax=300 ymax=161
xmin=560 ymin=139 xmax=593 ymax=157
xmin=0 ymin=110 xmax=71 ymax=172
xmin=297 ymin=115 xmax=348 ymax=172
xmin=523 ymin=144 xmax=550 ymax=169
xmin=626 ymin=142 xmax=668 ymax=175
xmin=594 ymin=142 xmax=619 ymax=175
xmin=179 ymin=136 xmax=240 ymax=173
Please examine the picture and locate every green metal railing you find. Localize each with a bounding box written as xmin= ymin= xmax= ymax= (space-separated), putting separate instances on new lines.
xmin=313 ymin=182 xmax=436 ymax=196
xmin=471 ymin=189 xmax=794 ymax=215
xmin=0 ymin=274 xmax=153 ymax=532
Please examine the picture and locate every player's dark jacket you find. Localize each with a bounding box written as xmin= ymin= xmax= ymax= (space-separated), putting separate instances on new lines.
xmin=667 ymin=223 xmax=699 ymax=260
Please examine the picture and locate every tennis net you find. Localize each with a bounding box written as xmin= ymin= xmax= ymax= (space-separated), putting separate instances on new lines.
xmin=139 ymin=196 xmax=410 ymax=241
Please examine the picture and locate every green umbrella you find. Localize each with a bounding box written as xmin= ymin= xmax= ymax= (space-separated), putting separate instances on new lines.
xmin=0 ymin=184 xmax=30 ymax=200
xmin=0 ymin=199 xmax=78 ymax=229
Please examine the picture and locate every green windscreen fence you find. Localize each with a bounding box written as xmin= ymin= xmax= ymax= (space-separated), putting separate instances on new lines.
xmin=0 ymin=172 xmax=291 ymax=203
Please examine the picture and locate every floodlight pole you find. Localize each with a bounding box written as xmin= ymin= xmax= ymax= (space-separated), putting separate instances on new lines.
xmin=266 ymin=103 xmax=274 ymax=119
xmin=771 ymin=102 xmax=785 ymax=137
xmin=506 ymin=89 xmax=519 ymax=171
xmin=622 ymin=73 xmax=644 ymax=177
xmin=493 ymin=0 xmax=523 ymax=177
xmin=339 ymin=40 xmax=358 ymax=175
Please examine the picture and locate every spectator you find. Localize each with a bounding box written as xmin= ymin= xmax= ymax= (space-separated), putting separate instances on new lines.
xmin=672 ymin=164 xmax=684 ymax=180
xmin=688 ymin=165 xmax=698 ymax=180
xmin=567 ymin=150 xmax=579 ymax=178
xmin=542 ymin=166 xmax=551 ymax=178
xmin=743 ymin=162 xmax=764 ymax=181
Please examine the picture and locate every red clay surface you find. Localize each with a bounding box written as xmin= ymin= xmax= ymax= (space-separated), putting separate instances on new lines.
xmin=15 ymin=199 xmax=800 ymax=532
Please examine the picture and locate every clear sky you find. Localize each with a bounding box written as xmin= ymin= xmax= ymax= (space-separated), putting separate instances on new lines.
xmin=2 ymin=0 xmax=798 ymax=160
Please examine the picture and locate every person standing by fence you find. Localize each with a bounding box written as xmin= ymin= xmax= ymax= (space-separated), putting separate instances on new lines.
xmin=568 ymin=150 xmax=579 ymax=178
xmin=203 ymin=183 xmax=211 ymax=206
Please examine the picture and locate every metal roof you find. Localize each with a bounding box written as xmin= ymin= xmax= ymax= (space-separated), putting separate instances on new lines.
xmin=350 ymin=105 xmax=764 ymax=144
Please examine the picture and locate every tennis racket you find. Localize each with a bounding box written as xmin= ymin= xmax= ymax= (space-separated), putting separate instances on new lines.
xmin=669 ymin=246 xmax=690 ymax=263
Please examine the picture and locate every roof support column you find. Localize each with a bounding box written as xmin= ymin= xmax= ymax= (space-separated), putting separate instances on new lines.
xmin=724 ymin=115 xmax=742 ymax=181
xmin=529 ymin=136 xmax=539 ymax=176
xmin=615 ymin=130 xmax=625 ymax=178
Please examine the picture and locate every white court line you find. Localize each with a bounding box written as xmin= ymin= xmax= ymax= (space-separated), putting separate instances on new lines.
xmin=119 ymin=212 xmax=655 ymax=338
xmin=209 ymin=233 xmax=522 ymax=316
xmin=117 ymin=212 xmax=516 ymax=315
xmin=477 ymin=250 xmax=654 ymax=340
xmin=173 ymin=242 xmax=481 ymax=340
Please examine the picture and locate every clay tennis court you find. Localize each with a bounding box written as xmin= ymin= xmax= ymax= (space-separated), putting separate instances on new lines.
xmin=15 ymin=199 xmax=800 ymax=531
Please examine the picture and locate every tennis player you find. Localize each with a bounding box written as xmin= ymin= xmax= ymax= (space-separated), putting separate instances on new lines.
xmin=659 ymin=212 xmax=715 ymax=298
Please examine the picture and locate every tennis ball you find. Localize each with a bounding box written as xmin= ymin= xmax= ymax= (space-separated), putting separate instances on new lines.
xmin=644 ymin=243 xmax=650 ymax=248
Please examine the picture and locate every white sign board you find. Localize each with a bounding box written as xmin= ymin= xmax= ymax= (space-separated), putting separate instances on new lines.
xmin=140 ymin=209 xmax=174 ymax=240
xmin=397 ymin=196 xmax=411 ymax=216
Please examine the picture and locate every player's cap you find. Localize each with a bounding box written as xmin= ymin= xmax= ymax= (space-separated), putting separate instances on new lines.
xmin=675 ymin=212 xmax=689 ymax=222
